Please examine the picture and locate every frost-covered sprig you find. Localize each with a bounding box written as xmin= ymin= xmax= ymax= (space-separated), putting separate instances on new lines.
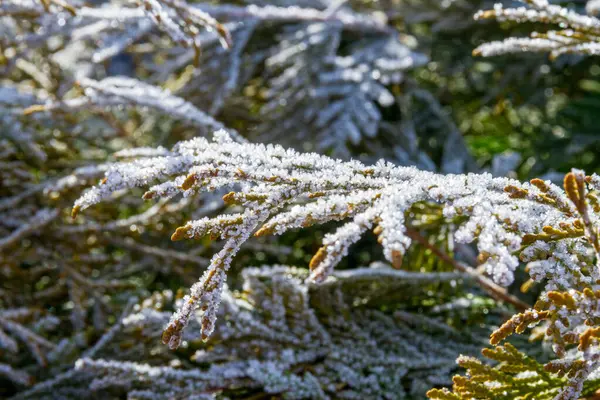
xmin=75 ymin=130 xmax=585 ymax=348
xmin=0 ymin=363 xmax=31 ymax=387
xmin=0 ymin=0 xmax=77 ymax=16
xmin=256 ymin=21 xmax=428 ymax=158
xmin=0 ymin=82 xmax=223 ymax=394
xmin=23 ymin=77 xmax=244 ymax=142
xmin=0 ymin=308 xmax=56 ymax=368
xmin=141 ymin=0 xmax=231 ymax=65
xmin=18 ymin=265 xmax=484 ymax=399
xmin=474 ymin=0 xmax=600 ymax=58
xmin=427 ymin=343 xmax=578 ymax=399
xmin=3 ymin=0 xmax=444 ymax=164
xmin=428 ymin=170 xmax=600 ymax=399
xmin=0 ymin=208 xmax=58 ymax=251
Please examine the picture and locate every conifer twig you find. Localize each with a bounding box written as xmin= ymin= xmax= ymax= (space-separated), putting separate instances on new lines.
xmin=405 ymin=227 xmax=530 ymax=311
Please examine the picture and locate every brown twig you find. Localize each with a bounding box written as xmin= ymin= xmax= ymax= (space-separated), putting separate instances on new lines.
xmin=405 ymin=227 xmax=530 ymax=312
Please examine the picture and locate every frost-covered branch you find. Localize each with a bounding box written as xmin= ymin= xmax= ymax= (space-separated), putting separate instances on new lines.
xmin=427 ymin=170 xmax=600 ymax=399
xmin=474 ymin=0 xmax=600 ymax=58
xmin=74 ymin=131 xmax=600 ymax=398
xmin=23 ymin=77 xmax=245 ymax=142
xmin=16 ymin=265 xmax=485 ymax=399
xmin=73 ymin=130 xmax=564 ymax=348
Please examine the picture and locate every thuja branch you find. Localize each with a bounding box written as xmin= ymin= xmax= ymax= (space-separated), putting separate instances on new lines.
xmin=192 ymin=3 xmax=393 ymax=34
xmin=44 ymin=2 xmax=392 ymax=36
xmin=473 ymin=0 xmax=600 ymax=58
xmin=73 ymin=130 xmax=600 ymax=355
xmin=427 ymin=169 xmax=600 ymax=400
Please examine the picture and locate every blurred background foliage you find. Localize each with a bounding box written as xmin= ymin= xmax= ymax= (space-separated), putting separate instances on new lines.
xmin=393 ymin=0 xmax=600 ymax=178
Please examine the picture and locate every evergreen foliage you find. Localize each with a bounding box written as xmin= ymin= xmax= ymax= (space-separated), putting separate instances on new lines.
xmin=3 ymin=0 xmax=600 ymax=399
